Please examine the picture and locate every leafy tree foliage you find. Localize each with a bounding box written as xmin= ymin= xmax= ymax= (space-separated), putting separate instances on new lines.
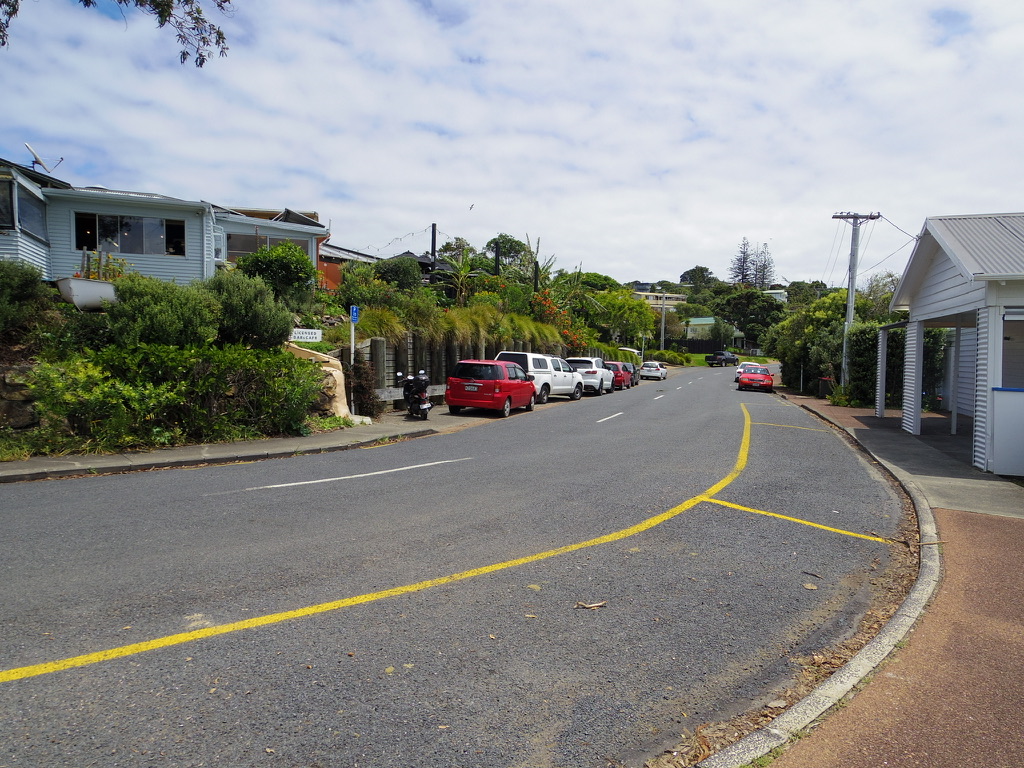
xmin=674 ymin=302 xmax=712 ymax=320
xmin=485 ymin=233 xmax=533 ymax=273
xmin=0 ymin=0 xmax=233 ymax=66
xmin=784 ymin=280 xmax=832 ymax=307
xmin=373 ymin=256 xmax=423 ymax=290
xmin=680 ymin=265 xmax=719 ymax=292
xmin=593 ymin=289 xmax=657 ymax=346
xmin=715 ymin=288 xmax=785 ymax=346
xmin=236 ymin=241 xmax=317 ymax=310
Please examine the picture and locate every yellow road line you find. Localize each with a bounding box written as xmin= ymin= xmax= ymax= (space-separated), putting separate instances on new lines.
xmin=702 ymin=497 xmax=889 ymax=543
xmin=750 ymin=422 xmax=830 ymax=432
xmin=1 ymin=407 xmax=754 ymax=684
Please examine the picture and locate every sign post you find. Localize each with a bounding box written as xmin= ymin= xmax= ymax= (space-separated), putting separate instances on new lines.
xmin=349 ymin=306 xmax=360 ymax=416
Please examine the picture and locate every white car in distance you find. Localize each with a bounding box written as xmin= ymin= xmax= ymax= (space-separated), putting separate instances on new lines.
xmin=639 ymin=361 xmax=667 ymax=380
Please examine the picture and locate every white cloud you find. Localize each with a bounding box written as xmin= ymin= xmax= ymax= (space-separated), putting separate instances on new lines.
xmin=3 ymin=0 xmax=1024 ymax=286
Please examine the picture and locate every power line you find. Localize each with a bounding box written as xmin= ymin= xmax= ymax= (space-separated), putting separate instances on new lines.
xmin=859 ymin=236 xmax=917 ymax=275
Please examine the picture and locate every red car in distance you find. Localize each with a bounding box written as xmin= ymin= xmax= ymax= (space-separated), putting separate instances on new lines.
xmin=445 ymin=359 xmax=536 ymax=417
xmin=605 ymin=362 xmax=632 ymax=390
xmin=736 ymin=366 xmax=775 ymax=393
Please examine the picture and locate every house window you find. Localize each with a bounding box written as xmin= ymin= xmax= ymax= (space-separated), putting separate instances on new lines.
xmin=74 ymin=213 xmax=185 ymax=255
xmin=17 ymin=186 xmax=47 ymax=240
xmin=226 ymin=233 xmax=309 ymax=263
xmin=0 ymin=180 xmax=13 ymax=228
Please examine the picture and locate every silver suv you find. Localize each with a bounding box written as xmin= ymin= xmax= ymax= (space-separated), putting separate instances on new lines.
xmin=494 ymin=351 xmax=584 ymax=403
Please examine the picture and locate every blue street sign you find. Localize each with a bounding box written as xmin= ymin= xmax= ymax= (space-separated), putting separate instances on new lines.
xmin=350 ymin=305 xmax=360 ymax=323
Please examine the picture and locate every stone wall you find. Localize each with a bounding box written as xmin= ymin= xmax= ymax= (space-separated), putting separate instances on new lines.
xmin=0 ymin=366 xmax=37 ymax=429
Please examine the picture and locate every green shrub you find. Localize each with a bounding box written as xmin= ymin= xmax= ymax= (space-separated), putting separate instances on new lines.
xmin=236 ymin=242 xmax=317 ymax=309
xmin=346 ymin=357 xmax=387 ymax=420
xmin=26 ymin=345 xmax=324 ymax=452
xmin=200 ymin=270 xmax=293 ymax=349
xmin=107 ymin=274 xmax=220 ymax=348
xmin=373 ymin=256 xmax=424 ymax=290
xmin=31 ymin=303 xmax=113 ymax=360
xmin=0 ymin=260 xmax=52 ymax=335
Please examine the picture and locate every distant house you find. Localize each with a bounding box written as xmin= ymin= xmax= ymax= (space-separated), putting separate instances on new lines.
xmin=317 ymin=243 xmax=381 ymax=290
xmin=0 ymin=158 xmax=327 ymax=285
xmin=683 ymin=316 xmax=743 ymax=346
xmin=633 ymin=291 xmax=687 ymax=308
xmin=886 ymin=212 xmax=1024 ymax=475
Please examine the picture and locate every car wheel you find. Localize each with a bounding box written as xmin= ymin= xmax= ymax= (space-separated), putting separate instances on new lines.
xmin=570 ymin=383 xmax=583 ymax=400
xmin=500 ymin=397 xmax=512 ymax=417
xmin=537 ymin=385 xmax=550 ymax=405
xmin=448 ymin=405 xmax=462 ymax=414
xmin=594 ymin=382 xmax=603 ymax=395
xmin=526 ymin=393 xmax=535 ymax=411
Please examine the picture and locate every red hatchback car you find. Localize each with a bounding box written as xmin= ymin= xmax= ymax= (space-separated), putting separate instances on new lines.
xmin=605 ymin=361 xmax=632 ymax=390
xmin=736 ymin=366 xmax=775 ymax=393
xmin=445 ymin=360 xmax=536 ymax=417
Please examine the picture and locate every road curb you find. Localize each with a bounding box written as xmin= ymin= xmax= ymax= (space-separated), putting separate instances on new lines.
xmin=0 ymin=429 xmax=440 ymax=483
xmin=695 ymin=402 xmax=942 ymax=768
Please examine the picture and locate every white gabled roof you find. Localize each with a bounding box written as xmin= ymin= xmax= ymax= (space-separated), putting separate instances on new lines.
xmin=891 ymin=212 xmax=1024 ymax=311
xmin=925 ymin=212 xmax=1024 ymax=280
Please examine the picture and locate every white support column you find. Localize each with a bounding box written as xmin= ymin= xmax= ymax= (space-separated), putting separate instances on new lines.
xmin=875 ymin=327 xmax=888 ymax=418
xmin=951 ymin=325 xmax=961 ymax=435
xmin=901 ymin=321 xmax=924 ymax=435
xmin=973 ymin=307 xmax=999 ymax=471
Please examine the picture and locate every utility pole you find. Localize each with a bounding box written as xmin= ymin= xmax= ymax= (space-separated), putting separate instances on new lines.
xmin=660 ymin=293 xmax=667 ymax=350
xmin=832 ymin=211 xmax=881 ymax=387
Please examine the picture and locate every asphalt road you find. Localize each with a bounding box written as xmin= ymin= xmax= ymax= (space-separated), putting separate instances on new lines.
xmin=0 ymin=366 xmax=907 ymax=768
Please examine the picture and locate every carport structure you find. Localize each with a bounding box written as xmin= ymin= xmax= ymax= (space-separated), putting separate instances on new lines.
xmin=881 ymin=212 xmax=1024 ymax=475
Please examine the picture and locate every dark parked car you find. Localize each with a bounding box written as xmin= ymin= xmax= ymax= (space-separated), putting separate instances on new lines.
xmin=445 ymin=360 xmax=536 ymax=417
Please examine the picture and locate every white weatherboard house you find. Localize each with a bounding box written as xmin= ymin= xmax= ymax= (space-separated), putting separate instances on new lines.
xmin=0 ymin=158 xmax=327 ymax=285
xmin=883 ymin=212 xmax=1024 ymax=475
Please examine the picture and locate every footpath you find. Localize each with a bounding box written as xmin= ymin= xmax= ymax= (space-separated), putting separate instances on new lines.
xmin=2 ymin=397 xmax=1023 ymax=768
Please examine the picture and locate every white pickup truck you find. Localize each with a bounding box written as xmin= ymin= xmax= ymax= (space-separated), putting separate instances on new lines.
xmin=494 ymin=351 xmax=584 ymax=403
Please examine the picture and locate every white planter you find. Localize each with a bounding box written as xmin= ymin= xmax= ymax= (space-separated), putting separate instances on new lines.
xmin=55 ymin=277 xmax=117 ymax=311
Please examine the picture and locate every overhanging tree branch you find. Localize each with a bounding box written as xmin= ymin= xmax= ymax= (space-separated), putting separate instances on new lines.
xmin=1 ymin=0 xmax=233 ymax=67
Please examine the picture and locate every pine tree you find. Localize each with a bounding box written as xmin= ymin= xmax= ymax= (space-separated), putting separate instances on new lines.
xmin=729 ymin=238 xmax=755 ymax=285
xmin=752 ymin=243 xmax=775 ymax=289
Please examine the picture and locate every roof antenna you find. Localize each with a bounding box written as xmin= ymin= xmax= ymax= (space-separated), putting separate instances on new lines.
xmin=24 ymin=143 xmax=63 ymax=174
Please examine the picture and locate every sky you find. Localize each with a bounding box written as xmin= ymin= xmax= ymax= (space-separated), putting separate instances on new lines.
xmin=3 ymin=0 xmax=1023 ymax=288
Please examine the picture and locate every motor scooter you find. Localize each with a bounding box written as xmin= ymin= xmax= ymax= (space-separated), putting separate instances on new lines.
xmin=399 ymin=371 xmax=432 ymax=420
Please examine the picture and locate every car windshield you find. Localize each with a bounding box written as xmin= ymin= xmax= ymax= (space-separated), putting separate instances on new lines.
xmin=642 ymin=363 xmax=657 ymax=368
xmin=566 ymin=359 xmax=591 ymax=369
xmin=451 ymin=363 xmax=499 ymax=380
xmin=745 ymin=368 xmax=770 ymax=375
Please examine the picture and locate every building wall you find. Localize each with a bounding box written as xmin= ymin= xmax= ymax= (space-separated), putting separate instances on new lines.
xmin=908 ymin=246 xmax=987 ymax=322
xmin=0 ymin=231 xmax=49 ymax=275
xmin=45 ymin=196 xmax=209 ymax=284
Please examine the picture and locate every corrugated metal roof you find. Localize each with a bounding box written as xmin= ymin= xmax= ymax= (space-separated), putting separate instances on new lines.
xmin=926 ymin=213 xmax=1024 ymax=278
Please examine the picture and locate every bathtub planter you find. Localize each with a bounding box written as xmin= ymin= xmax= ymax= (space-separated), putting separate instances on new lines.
xmin=55 ymin=277 xmax=117 ymax=311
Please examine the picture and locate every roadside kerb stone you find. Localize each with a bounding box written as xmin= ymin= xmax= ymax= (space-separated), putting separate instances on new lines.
xmin=695 ymin=402 xmax=942 ymax=768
